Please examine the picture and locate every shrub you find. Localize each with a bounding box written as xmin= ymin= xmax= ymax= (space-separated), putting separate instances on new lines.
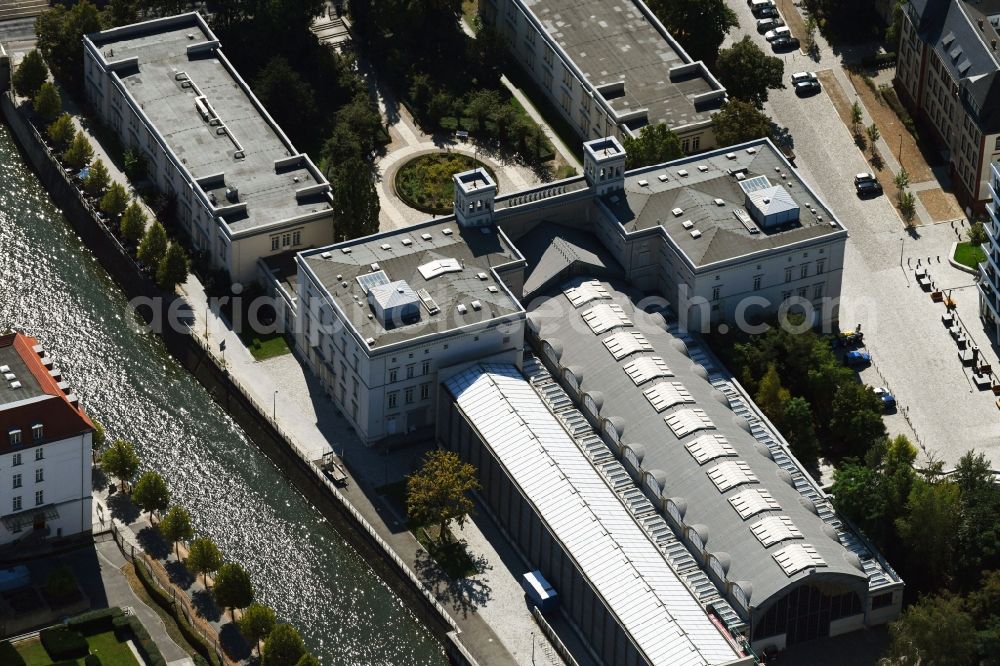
xmin=68 ymin=607 xmax=124 ymax=634
xmin=85 ymin=655 xmax=103 ymax=666
xmin=39 ymin=627 xmax=89 ymax=660
xmin=0 ymin=641 xmax=26 ymax=666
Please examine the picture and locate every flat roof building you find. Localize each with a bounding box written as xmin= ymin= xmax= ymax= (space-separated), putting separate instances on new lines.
xmin=480 ymin=0 xmax=726 ymax=151
xmin=83 ymin=13 xmax=335 ymax=284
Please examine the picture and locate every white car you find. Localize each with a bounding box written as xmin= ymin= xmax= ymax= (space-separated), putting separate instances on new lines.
xmin=791 ymin=71 xmax=817 ymax=85
xmin=765 ymin=26 xmax=792 ymax=42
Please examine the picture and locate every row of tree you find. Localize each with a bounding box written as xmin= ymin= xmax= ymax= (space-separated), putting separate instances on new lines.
xmin=98 ymin=438 xmax=317 ymax=665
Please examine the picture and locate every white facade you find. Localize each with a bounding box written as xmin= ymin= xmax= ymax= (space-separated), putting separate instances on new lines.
xmin=0 ymin=432 xmax=93 ymax=546
xmin=978 ymin=162 xmax=1000 ymax=338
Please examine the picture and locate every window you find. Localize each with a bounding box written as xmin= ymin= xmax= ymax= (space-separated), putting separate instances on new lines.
xmin=782 ymin=291 xmax=792 ymax=301
xmin=405 ymin=387 xmax=415 ymax=404
xmin=292 ymin=230 xmax=301 ymax=246
xmin=406 ymin=365 xmax=415 ymax=379
xmin=12 ymin=474 xmax=21 ymax=489
xmin=35 ymin=490 xmax=43 ymax=506
xmin=35 ymin=468 xmax=43 ymax=483
xmin=712 ymin=286 xmax=721 ymax=300
xmin=872 ymin=592 xmax=894 ymax=610
xmin=995 ymin=137 xmax=1000 ymax=152
xmin=12 ymin=453 xmax=21 ymax=467
xmin=560 ymin=90 xmax=571 ymax=113
xmin=389 ymin=369 xmax=398 ymax=383
xmin=12 ymin=496 xmax=21 ymax=512
xmin=753 ymin=275 xmax=762 ymax=291
xmin=800 ymin=264 xmax=809 ymax=279
xmin=682 ymin=138 xmax=690 ymax=153
xmin=422 ymin=361 xmax=431 ymax=375
xmin=692 ymin=136 xmax=700 ymax=151
xmin=814 ymin=283 xmax=824 ymax=299
xmin=817 ymin=259 xmax=826 ymax=274
xmin=784 ymin=267 xmax=793 ymax=283
xmin=798 ymin=287 xmax=808 ymax=298
xmin=271 ymin=236 xmax=279 ymax=251
xmin=388 ymin=392 xmax=398 ymax=408
xmin=543 ymin=46 xmax=554 ymax=67
xmin=421 ymin=383 xmax=430 ymax=400
xmin=8 ymin=429 xmax=20 ymax=447
xmin=562 ymin=67 xmax=573 ymax=88
xmin=35 ymin=447 xmax=43 ymax=461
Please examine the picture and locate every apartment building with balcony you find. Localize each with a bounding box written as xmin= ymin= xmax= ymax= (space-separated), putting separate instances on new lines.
xmin=896 ymin=0 xmax=1000 ymax=213
xmin=479 ymin=0 xmax=726 ymax=152
xmin=979 ymin=162 xmax=1000 ymax=338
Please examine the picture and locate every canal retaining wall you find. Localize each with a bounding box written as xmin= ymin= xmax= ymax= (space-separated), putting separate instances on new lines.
xmin=0 ymin=43 xmax=9 ymax=93
xmin=0 ymin=93 xmax=470 ymax=665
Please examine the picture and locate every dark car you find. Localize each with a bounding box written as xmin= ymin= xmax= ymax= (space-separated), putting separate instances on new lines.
xmin=845 ymin=350 xmax=872 ymax=366
xmin=757 ymin=18 xmax=785 ymax=33
xmin=771 ymin=35 xmax=801 ymax=51
xmin=753 ymin=4 xmax=780 ymax=18
xmin=794 ymin=79 xmax=821 ymax=96
xmin=854 ymin=173 xmax=883 ymax=198
xmin=873 ymin=387 xmax=897 ymax=411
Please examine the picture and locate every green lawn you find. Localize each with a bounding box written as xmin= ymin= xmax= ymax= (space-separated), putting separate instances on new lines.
xmin=954 ymin=242 xmax=987 ymax=269
xmin=244 ymin=332 xmax=290 ymax=361
xmin=17 ymin=631 xmax=139 ymax=666
xmin=395 ymin=153 xmax=498 ymax=215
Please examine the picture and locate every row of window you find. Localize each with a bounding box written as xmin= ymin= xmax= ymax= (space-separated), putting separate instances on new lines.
xmin=8 ymin=425 xmax=44 ymax=447
xmin=270 ymin=229 xmax=303 ymax=252
xmin=387 ymin=383 xmax=432 ymax=408
xmin=11 ymin=490 xmax=44 ymax=512
xmin=712 ymin=282 xmax=825 ymax=301
xmin=11 ymin=468 xmax=44 ymax=488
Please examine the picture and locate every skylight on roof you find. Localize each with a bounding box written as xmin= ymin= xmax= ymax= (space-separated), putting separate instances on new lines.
xmin=707 ymin=460 xmax=757 ymax=493
xmin=602 ymin=331 xmax=653 ymax=360
xmin=685 ymin=434 xmax=736 ymax=465
xmin=751 ymin=515 xmax=803 ymax=548
xmin=665 ymin=408 xmax=715 ymax=439
xmin=418 ymin=258 xmax=462 ymax=279
xmin=729 ymin=487 xmax=781 ymax=519
xmin=773 ymin=543 xmax=826 ymax=576
xmin=356 ymin=270 xmax=391 ymax=294
xmin=582 ymin=303 xmax=632 ymax=334
xmin=623 ymin=356 xmax=671 ymax=385
xmin=564 ymin=280 xmax=611 ymax=308
xmin=643 ymin=382 xmax=694 ymax=413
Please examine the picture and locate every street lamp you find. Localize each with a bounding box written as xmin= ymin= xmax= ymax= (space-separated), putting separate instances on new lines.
xmin=273 ymin=390 xmax=278 ymax=421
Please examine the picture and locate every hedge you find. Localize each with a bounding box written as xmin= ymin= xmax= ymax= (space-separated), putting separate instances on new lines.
xmin=68 ymin=607 xmax=125 ymax=635
xmin=85 ymin=654 xmax=103 ymax=666
xmin=0 ymin=640 xmax=26 ymax=666
xmin=113 ymin=614 xmax=166 ymax=666
xmin=39 ymin=627 xmax=89 ymax=660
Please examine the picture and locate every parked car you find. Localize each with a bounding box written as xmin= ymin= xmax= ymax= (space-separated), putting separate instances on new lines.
xmin=791 ymin=71 xmax=817 ymax=85
xmin=757 ymin=18 xmax=785 ymax=33
xmin=795 ymin=79 xmax=821 ymax=95
xmin=854 ymin=173 xmax=883 ymax=197
xmin=753 ymin=4 xmax=779 ymax=18
xmin=873 ymin=387 xmax=897 ymax=411
xmin=771 ymin=35 xmax=801 ymax=50
xmin=845 ymin=350 xmax=872 ymax=366
xmin=765 ymin=26 xmax=792 ymax=42
xmin=831 ymin=327 xmax=864 ymax=348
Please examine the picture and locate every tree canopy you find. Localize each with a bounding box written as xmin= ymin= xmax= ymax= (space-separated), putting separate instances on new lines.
xmin=213 ymin=562 xmax=254 ymax=618
xmin=47 ymin=113 xmax=76 ymax=150
xmin=238 ymin=603 xmax=276 ymax=655
xmin=36 ymin=0 xmax=103 ymax=94
xmin=137 ymin=220 xmax=168 ymax=267
xmin=714 ymin=36 xmax=785 ymax=108
xmin=34 ymin=82 xmax=62 ymax=123
xmin=62 ymin=132 xmax=93 ymax=171
xmin=327 ymin=155 xmax=380 ymax=242
xmin=120 ymin=201 xmax=147 ymax=245
xmin=13 ymin=49 xmax=49 ymax=99
xmin=133 ymin=470 xmax=170 ymax=520
xmin=261 ymin=624 xmax=307 ymax=666
xmin=712 ymin=99 xmax=773 ymax=146
xmin=157 ymin=243 xmax=190 ymax=291
xmin=884 ymin=593 xmax=976 ymax=666
xmin=159 ymin=505 xmax=194 ymax=558
xmin=187 ymin=537 xmax=223 ymax=586
xmin=84 ymin=159 xmax=111 ymax=198
xmin=623 ymin=124 xmax=684 ymax=170
xmin=646 ymin=0 xmax=738 ymax=66
xmin=101 ymin=439 xmax=140 ymax=491
xmin=407 ymin=450 xmax=480 ymax=542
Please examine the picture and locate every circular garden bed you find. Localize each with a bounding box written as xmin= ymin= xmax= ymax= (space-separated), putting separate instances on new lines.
xmin=394 ymin=152 xmax=498 ymax=215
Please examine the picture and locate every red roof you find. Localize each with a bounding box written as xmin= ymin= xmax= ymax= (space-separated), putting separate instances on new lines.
xmin=0 ymin=333 xmax=94 ymax=454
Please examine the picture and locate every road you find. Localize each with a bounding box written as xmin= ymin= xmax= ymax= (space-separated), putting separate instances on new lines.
xmin=0 ymin=16 xmax=36 ymax=55
xmin=722 ymin=0 xmax=1000 ymax=466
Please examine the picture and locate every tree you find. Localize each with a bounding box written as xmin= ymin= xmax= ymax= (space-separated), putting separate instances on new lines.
xmin=294 ymin=655 xmax=320 ymax=666
xmin=156 ymin=243 xmax=190 ymax=291
xmin=647 ymin=0 xmax=737 ymax=65
xmin=47 ymin=113 xmax=76 ymax=149
xmin=827 ymin=382 xmax=886 ymax=461
xmin=866 ymin=123 xmax=881 ymax=148
xmin=883 ymin=593 xmax=975 ymax=666
xmin=92 ymin=419 xmax=106 ymax=452
xmin=466 ymin=89 xmax=502 ymax=133
xmin=850 ymin=101 xmax=863 ymax=132
xmin=252 ymin=57 xmax=319 ymax=149
xmin=101 ymin=438 xmax=140 ymax=492
xmin=101 ymin=183 xmax=130 ymax=220
xmin=137 ymin=221 xmax=168 ymax=267
xmin=714 ymin=36 xmax=784 ymax=108
xmin=36 ymin=1 xmax=103 ymax=93
xmin=120 ymin=201 xmax=147 ymax=245
xmin=33 ymin=81 xmax=62 ymax=122
xmin=782 ymin=397 xmax=820 ymax=469
xmin=329 ymin=156 xmax=380 ymax=241
xmin=186 ymin=537 xmax=223 ymax=586
xmin=159 ymin=506 xmax=194 ymax=559
xmin=122 ymin=148 xmax=147 ymax=181
xmin=214 ymin=562 xmax=254 ymax=619
xmin=893 ymin=167 xmax=910 ymax=191
xmin=713 ymin=99 xmax=773 ymax=147
xmin=968 ymin=220 xmax=989 ymax=246
xmin=952 ymin=452 xmax=1000 ymax=591
xmin=132 ymin=470 xmax=170 ymax=522
xmin=622 ymin=123 xmax=683 ymax=169
xmin=830 ymin=461 xmax=881 ymax=534
xmin=896 ymin=478 xmax=961 ymax=591
xmin=804 ymin=16 xmax=818 ymax=50
xmin=13 ymin=49 xmax=49 ymax=99
xmin=899 ymin=190 xmax=916 ymax=226
xmin=84 ymin=159 xmax=111 ymax=198
xmin=238 ymin=603 xmax=276 ymax=655
xmin=406 ymin=450 xmax=480 ymax=543
xmin=62 ymin=132 xmax=94 ymax=170
xmin=754 ymin=364 xmax=790 ymax=427
xmin=261 ymin=624 xmax=306 ymax=666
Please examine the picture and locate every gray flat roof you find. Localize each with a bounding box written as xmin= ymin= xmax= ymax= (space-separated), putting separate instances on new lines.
xmin=301 ymin=220 xmax=524 ymax=349
xmin=531 ymin=279 xmax=870 ymax=607
xmin=445 ymin=363 xmax=744 ymax=666
xmin=0 ymin=345 xmax=45 ymax=406
xmin=87 ymin=15 xmax=331 ymax=234
xmin=523 ymin=0 xmax=723 ymax=130
xmin=602 ymin=140 xmax=846 ymax=268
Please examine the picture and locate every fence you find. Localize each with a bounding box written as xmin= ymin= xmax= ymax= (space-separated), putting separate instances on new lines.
xmin=531 ymin=607 xmax=579 ymax=666
xmin=110 ymin=522 xmax=231 ymax=666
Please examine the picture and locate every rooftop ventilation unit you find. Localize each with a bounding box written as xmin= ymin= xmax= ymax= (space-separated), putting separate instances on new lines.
xmin=420 ymin=233 xmax=433 ymax=241
xmin=736 ymin=172 xmax=747 ymax=181
xmin=672 ymin=207 xmax=684 ymax=216
xmin=698 ymin=165 xmax=708 ymax=172
xmin=418 ymin=258 xmax=463 ymax=280
xmin=380 ymin=243 xmax=391 ymax=251
xmin=402 ymin=238 xmax=412 ymax=246
xmin=734 ymin=208 xmax=759 ymax=234
xmin=713 ymin=198 xmax=725 ymax=206
xmin=726 ymin=153 xmax=736 ymax=160
xmin=682 ymin=220 xmax=694 ymax=229
xmin=677 ymin=169 xmax=689 ymax=177
xmin=0 ymin=365 xmax=8 ymax=373
xmin=487 ymin=286 xmax=499 ymax=293
xmin=341 ymin=248 xmax=351 ymax=254
xmin=658 ymin=175 xmax=668 ymax=182
xmin=416 ymin=288 xmax=440 ymax=315
xmin=321 ymin=251 xmax=332 ymax=259
xmin=457 ymin=303 xmax=468 ymax=314
xmin=9 ymin=381 xmax=21 ymax=389
xmin=691 ymin=229 xmax=702 ymax=239
xmin=370 ymin=262 xmax=380 ymax=271
xmin=746 ymin=147 xmax=758 ymax=155
xmin=638 ymin=179 xmax=649 ymax=187
xmin=471 ymin=300 xmax=482 ymax=311
xmin=477 ymin=272 xmax=488 ymax=280
xmin=442 ymin=228 xmax=453 ymax=236
xmin=365 ymin=337 xmax=376 ymax=345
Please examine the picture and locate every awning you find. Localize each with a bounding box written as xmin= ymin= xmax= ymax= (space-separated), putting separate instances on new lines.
xmin=2 ymin=505 xmax=59 ymax=532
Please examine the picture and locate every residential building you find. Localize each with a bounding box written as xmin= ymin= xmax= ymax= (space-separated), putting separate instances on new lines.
xmin=0 ymin=333 xmax=94 ymax=547
xmin=896 ymin=0 xmax=1000 ymax=212
xmin=479 ymin=0 xmax=726 ymax=151
xmin=979 ymin=162 xmax=1000 ymax=337
xmin=83 ymin=13 xmax=335 ymax=284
